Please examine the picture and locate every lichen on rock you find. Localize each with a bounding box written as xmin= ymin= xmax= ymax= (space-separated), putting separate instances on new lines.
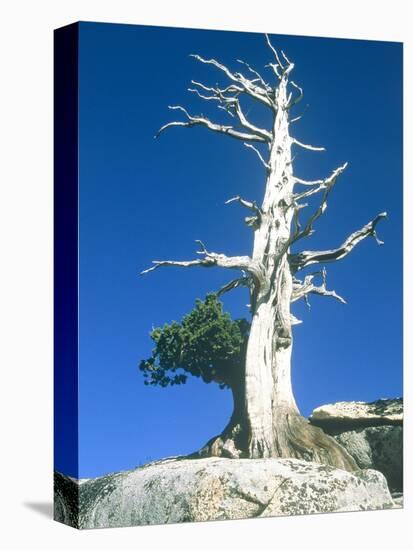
xmin=309 ymin=398 xmax=403 ymax=493
xmin=54 ymin=456 xmax=396 ymax=529
xmin=310 ymin=398 xmax=403 ymax=432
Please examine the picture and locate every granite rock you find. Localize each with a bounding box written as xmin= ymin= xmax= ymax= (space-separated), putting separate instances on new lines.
xmin=310 ymin=398 xmax=403 ymax=432
xmin=309 ymin=398 xmax=403 ymax=492
xmin=54 ymin=456 xmax=395 ymax=529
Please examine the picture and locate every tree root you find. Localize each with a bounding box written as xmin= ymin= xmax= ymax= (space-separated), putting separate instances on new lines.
xmin=196 ymin=422 xmax=248 ymax=459
xmin=193 ymin=413 xmax=358 ymax=473
xmin=279 ymin=413 xmax=359 ymax=472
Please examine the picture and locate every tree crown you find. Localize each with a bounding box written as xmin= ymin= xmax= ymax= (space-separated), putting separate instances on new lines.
xmin=139 ymin=294 xmax=249 ymax=389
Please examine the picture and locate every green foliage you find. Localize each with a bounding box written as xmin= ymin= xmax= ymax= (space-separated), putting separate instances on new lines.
xmin=139 ymin=294 xmax=250 ymax=389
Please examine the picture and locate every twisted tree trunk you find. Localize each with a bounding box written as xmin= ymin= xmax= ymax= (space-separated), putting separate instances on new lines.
xmin=199 ymin=374 xmax=248 ymax=459
xmin=245 ymin=73 xmax=296 ymax=458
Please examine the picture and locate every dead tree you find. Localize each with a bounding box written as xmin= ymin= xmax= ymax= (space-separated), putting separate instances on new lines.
xmin=142 ymin=35 xmax=386 ymax=471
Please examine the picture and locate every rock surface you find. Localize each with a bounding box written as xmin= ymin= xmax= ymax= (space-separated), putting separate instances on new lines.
xmin=310 ymin=398 xmax=403 ymax=431
xmin=54 ymin=472 xmax=80 ymax=528
xmin=309 ymin=398 xmax=403 ymax=492
xmin=391 ymin=492 xmax=403 ymax=508
xmin=334 ymin=426 xmax=402 ymax=491
xmin=54 ymin=456 xmax=395 ymax=529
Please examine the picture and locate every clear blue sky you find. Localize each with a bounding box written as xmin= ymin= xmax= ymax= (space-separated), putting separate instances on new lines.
xmin=75 ymin=22 xmax=402 ymax=479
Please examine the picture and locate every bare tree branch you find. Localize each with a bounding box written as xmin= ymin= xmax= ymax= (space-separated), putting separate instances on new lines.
xmin=290 ymin=103 xmax=309 ymax=124
xmin=287 ymin=81 xmax=304 ymax=108
xmin=291 ymin=269 xmax=346 ymax=305
xmin=264 ymin=38 xmax=296 ymax=83
xmin=290 ymin=201 xmax=307 ymax=238
xmin=236 ymin=59 xmax=269 ymax=88
xmin=190 ymin=80 xmax=243 ymax=96
xmin=290 ymin=313 xmax=303 ymax=325
xmin=280 ymin=50 xmax=293 ymax=67
xmin=290 ymin=163 xmax=348 ymax=245
xmin=290 ymin=212 xmax=387 ymax=271
xmin=141 ymin=258 xmax=212 ymax=275
xmin=141 ymin=240 xmax=265 ymax=284
xmin=225 ymin=195 xmax=262 ymax=215
xmin=216 ymin=274 xmax=252 ymax=297
xmin=244 ymin=143 xmax=270 ymax=169
xmin=292 ymin=138 xmax=326 ymax=152
xmin=225 ymin=194 xmax=263 ymax=228
xmin=265 ymin=62 xmax=282 ymax=80
xmin=189 ymin=83 xmax=273 ymax=140
xmin=187 ymin=87 xmax=218 ymax=102
xmin=189 ymin=81 xmax=240 ymax=120
xmin=294 ymin=176 xmax=325 ymax=187
xmin=293 ymin=162 xmax=348 ymax=202
xmin=264 ymin=33 xmax=289 ymax=79
xmin=229 ymin=100 xmax=272 ymax=140
xmin=189 ymin=54 xmax=274 ymax=108
xmin=156 ymin=105 xmax=267 ymax=142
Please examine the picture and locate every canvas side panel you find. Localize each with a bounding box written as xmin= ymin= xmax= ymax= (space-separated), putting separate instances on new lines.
xmin=53 ymin=22 xmax=80 ymax=529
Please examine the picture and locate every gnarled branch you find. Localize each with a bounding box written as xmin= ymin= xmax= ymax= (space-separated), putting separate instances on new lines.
xmin=225 ymin=194 xmax=263 ymax=228
xmin=291 ymin=269 xmax=346 ymax=306
xmin=190 ymin=80 xmax=242 ymax=96
xmin=156 ymin=105 xmax=267 ymax=143
xmin=141 ymin=240 xmax=265 ymax=285
xmin=236 ymin=59 xmax=269 ymax=89
xmin=294 ymin=163 xmax=348 ymax=202
xmin=265 ymin=62 xmax=282 ymax=80
xmin=189 ymin=53 xmax=274 ymax=108
xmin=225 ymin=195 xmax=262 ymax=214
xmin=290 ymin=163 xmax=349 ymax=244
xmin=227 ymin=99 xmax=272 ymax=140
xmin=290 ymin=212 xmax=387 ymax=271
xmin=265 ymin=35 xmax=295 ymax=79
xmin=265 ymin=34 xmax=285 ymax=73
xmin=188 ymin=82 xmax=272 ymax=141
xmin=216 ymin=274 xmax=252 ymax=297
xmin=287 ymin=81 xmax=304 ymax=108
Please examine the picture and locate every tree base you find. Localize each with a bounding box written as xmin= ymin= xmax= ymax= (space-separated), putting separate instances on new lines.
xmin=197 ymin=422 xmax=249 ymax=459
xmin=270 ymin=413 xmax=359 ymax=472
xmin=194 ymin=413 xmax=358 ymax=472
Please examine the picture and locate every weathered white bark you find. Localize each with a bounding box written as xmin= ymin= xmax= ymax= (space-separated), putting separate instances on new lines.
xmin=142 ymin=34 xmax=386 ymax=471
xmin=244 ymin=71 xmax=297 ymax=458
xmin=291 ymin=269 xmax=347 ymax=306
